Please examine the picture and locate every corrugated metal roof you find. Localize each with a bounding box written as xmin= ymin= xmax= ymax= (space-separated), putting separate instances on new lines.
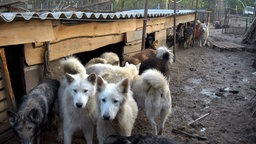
xmin=0 ymin=9 xmax=194 ymax=22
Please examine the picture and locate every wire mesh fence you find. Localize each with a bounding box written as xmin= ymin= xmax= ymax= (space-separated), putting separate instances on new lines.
xmin=222 ymin=15 xmax=253 ymax=35
xmin=0 ymin=0 xmax=169 ymax=12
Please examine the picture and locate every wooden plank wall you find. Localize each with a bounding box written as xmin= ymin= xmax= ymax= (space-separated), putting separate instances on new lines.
xmin=0 ymin=48 xmax=17 ymax=144
xmin=0 ymin=76 xmax=16 ymax=144
xmin=19 ymin=13 xmax=195 ymax=66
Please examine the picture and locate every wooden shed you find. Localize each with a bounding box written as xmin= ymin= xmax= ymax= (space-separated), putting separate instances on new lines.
xmin=0 ymin=9 xmax=195 ymax=143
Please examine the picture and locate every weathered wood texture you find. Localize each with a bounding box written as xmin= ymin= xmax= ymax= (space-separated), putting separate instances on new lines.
xmin=208 ymin=37 xmax=245 ymax=51
xmin=123 ymin=41 xmax=142 ymax=55
xmin=0 ymin=20 xmax=54 ymax=47
xmin=155 ymin=29 xmax=167 ymax=46
xmin=126 ymin=29 xmax=143 ymax=43
xmin=20 ymin=13 xmax=195 ymax=65
xmin=53 ymin=20 xmax=136 ymax=43
xmin=24 ymin=34 xmax=125 ymax=65
xmin=0 ymin=49 xmax=16 ymax=111
xmin=0 ymin=48 xmax=17 ymax=144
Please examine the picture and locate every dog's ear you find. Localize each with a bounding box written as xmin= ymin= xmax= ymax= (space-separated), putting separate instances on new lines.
xmin=28 ymin=108 xmax=42 ymax=124
xmin=135 ymin=63 xmax=141 ymax=70
xmin=7 ymin=110 xmax=19 ymax=127
xmin=97 ymin=76 xmax=106 ymax=92
xmin=87 ymin=73 xmax=97 ymax=85
xmin=118 ymin=78 xmax=129 ymax=93
xmin=65 ymin=73 xmax=75 ymax=83
xmin=124 ymin=62 xmax=129 ymax=66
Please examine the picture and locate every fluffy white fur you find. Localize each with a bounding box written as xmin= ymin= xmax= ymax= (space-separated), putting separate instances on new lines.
xmin=99 ymin=52 xmax=120 ymax=66
xmin=131 ymin=69 xmax=172 ymax=135
xmin=198 ymin=22 xmax=209 ymax=47
xmin=86 ymin=62 xmax=139 ymax=84
xmin=85 ymin=57 xmax=107 ymax=67
xmin=96 ymin=76 xmax=138 ymax=144
xmin=156 ymin=46 xmax=174 ymax=64
xmin=156 ymin=46 xmax=174 ymax=81
xmin=58 ymin=56 xmax=97 ymax=144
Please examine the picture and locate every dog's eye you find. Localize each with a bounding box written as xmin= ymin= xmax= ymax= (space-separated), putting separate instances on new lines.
xmin=27 ymin=126 xmax=32 ymax=130
xmin=102 ymin=98 xmax=106 ymax=103
xmin=73 ymin=89 xmax=77 ymax=93
xmin=83 ymin=89 xmax=88 ymax=93
xmin=113 ymin=99 xmax=118 ymax=103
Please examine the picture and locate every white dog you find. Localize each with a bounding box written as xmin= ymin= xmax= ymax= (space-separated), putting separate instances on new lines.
xmin=96 ymin=76 xmax=138 ymax=144
xmin=57 ymin=56 xmax=98 ymax=144
xmin=131 ymin=69 xmax=172 ymax=135
xmin=99 ymin=52 xmax=120 ymax=66
xmin=86 ymin=62 xmax=139 ymax=84
xmin=198 ymin=22 xmax=209 ymax=47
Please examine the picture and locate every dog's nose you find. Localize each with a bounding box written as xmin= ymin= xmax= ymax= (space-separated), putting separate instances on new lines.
xmin=76 ymin=103 xmax=83 ymax=108
xmin=103 ymin=115 xmax=110 ymax=120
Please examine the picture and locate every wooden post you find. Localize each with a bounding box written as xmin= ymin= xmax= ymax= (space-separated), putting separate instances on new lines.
xmin=192 ymin=0 xmax=198 ymax=47
xmin=173 ymin=0 xmax=176 ymax=62
xmin=0 ymin=48 xmax=16 ymax=111
xmin=141 ymin=0 xmax=148 ymax=51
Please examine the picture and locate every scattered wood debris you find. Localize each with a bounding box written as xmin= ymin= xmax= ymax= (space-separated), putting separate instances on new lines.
xmin=172 ymin=128 xmax=207 ymax=140
xmin=187 ymin=113 xmax=210 ymax=126
xmin=208 ymin=37 xmax=245 ymax=51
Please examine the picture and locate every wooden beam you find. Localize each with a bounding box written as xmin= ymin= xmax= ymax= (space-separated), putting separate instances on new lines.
xmin=24 ymin=34 xmax=125 ymax=65
xmin=53 ymin=20 xmax=136 ymax=43
xmin=0 ymin=20 xmax=54 ymax=47
xmin=155 ymin=29 xmax=167 ymax=46
xmin=165 ymin=13 xmax=195 ymax=28
xmin=0 ymin=128 xmax=15 ymax=144
xmin=0 ymin=49 xmax=16 ymax=111
xmin=123 ymin=42 xmax=141 ymax=54
xmin=0 ymin=100 xmax=7 ymax=112
xmin=0 ymin=123 xmax=10 ymax=134
xmin=146 ymin=23 xmax=165 ymax=33
xmin=176 ymin=14 xmax=196 ymax=24
xmin=136 ymin=17 xmax=167 ymax=29
xmin=0 ymin=90 xmax=6 ymax=101
xmin=126 ymin=29 xmax=143 ymax=43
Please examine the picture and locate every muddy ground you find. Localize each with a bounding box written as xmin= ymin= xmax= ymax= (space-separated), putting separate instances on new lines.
xmin=134 ymin=29 xmax=256 ymax=144
xmin=44 ymin=28 xmax=256 ymax=144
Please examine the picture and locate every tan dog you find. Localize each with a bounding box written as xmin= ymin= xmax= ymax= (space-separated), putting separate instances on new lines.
xmin=125 ymin=40 xmax=158 ymax=65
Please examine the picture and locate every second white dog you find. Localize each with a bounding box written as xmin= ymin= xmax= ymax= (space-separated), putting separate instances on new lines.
xmin=96 ymin=76 xmax=138 ymax=144
xmin=132 ymin=69 xmax=172 ymax=135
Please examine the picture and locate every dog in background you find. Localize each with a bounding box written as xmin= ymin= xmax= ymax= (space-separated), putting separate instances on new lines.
xmin=125 ymin=49 xmax=156 ymax=65
xmin=7 ymin=79 xmax=59 ymax=144
xmin=96 ymin=76 xmax=138 ymax=144
xmin=124 ymin=40 xmax=158 ymax=65
xmin=57 ymin=56 xmax=98 ymax=144
xmin=85 ymin=57 xmax=107 ymax=67
xmin=132 ymin=69 xmax=172 ymax=135
xmin=183 ymin=23 xmax=194 ymax=49
xmin=85 ymin=52 xmax=120 ymax=67
xmin=197 ymin=20 xmax=209 ymax=47
xmin=104 ymin=134 xmax=176 ymax=144
xmin=139 ymin=46 xmax=173 ymax=81
xmin=99 ymin=52 xmax=120 ymax=66
xmin=86 ymin=62 xmax=139 ymax=84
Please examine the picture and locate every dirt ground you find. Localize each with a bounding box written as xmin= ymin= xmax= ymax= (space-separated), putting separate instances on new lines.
xmin=135 ymin=29 xmax=256 ymax=144
xmin=43 ymin=28 xmax=256 ymax=144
